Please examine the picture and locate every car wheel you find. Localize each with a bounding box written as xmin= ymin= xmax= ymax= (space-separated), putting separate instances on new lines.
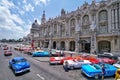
xmin=9 ymin=65 xmax=12 ymax=68
xmin=81 ymin=70 xmax=83 ymax=74
xmin=94 ymin=74 xmax=99 ymax=79
xmin=70 ymin=66 xmax=74 ymax=70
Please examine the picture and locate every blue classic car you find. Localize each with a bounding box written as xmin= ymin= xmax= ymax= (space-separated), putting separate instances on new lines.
xmin=9 ymin=57 xmax=30 ymax=75
xmin=32 ymin=51 xmax=50 ymax=57
xmin=81 ymin=63 xmax=117 ymax=79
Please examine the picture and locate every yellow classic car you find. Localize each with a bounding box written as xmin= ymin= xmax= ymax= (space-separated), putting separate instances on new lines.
xmin=115 ymin=69 xmax=120 ymax=80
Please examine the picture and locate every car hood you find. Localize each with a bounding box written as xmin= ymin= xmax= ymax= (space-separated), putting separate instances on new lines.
xmin=15 ymin=62 xmax=30 ymax=68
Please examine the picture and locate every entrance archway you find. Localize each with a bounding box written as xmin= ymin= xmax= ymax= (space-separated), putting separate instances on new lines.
xmin=69 ymin=41 xmax=75 ymax=51
xmin=61 ymin=41 xmax=65 ymax=50
xmin=98 ymin=41 xmax=111 ymax=53
xmin=81 ymin=40 xmax=90 ymax=53
xmin=53 ymin=41 xmax=56 ymax=49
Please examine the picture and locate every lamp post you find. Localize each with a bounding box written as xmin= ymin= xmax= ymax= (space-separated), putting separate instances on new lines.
xmin=49 ymin=32 xmax=53 ymax=50
xmin=31 ymin=32 xmax=34 ymax=50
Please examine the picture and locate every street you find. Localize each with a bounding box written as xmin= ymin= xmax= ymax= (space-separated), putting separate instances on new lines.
xmin=0 ymin=44 xmax=115 ymax=80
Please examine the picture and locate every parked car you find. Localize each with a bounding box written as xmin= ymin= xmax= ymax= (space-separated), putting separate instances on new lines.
xmin=14 ymin=46 xmax=20 ymax=50
xmin=113 ymin=61 xmax=120 ymax=68
xmin=50 ymin=49 xmax=64 ymax=56
xmin=115 ymin=69 xmax=120 ymax=80
xmin=97 ymin=57 xmax=117 ymax=64
xmin=9 ymin=57 xmax=30 ymax=75
xmin=3 ymin=46 xmax=8 ymax=50
xmin=49 ymin=57 xmax=65 ymax=65
xmin=81 ymin=63 xmax=117 ymax=79
xmin=63 ymin=59 xmax=91 ymax=70
xmin=4 ymin=50 xmax=12 ymax=56
xmin=32 ymin=51 xmax=50 ymax=57
xmin=98 ymin=52 xmax=118 ymax=60
xmin=84 ymin=56 xmax=100 ymax=64
xmin=49 ymin=56 xmax=73 ymax=65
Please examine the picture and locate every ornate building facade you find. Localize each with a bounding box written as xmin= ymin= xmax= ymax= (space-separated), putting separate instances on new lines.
xmin=30 ymin=0 xmax=120 ymax=53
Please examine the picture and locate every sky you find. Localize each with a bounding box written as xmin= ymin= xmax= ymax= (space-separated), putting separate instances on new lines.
xmin=0 ymin=0 xmax=100 ymax=40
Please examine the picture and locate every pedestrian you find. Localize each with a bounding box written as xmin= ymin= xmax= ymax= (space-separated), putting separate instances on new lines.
xmin=70 ymin=53 xmax=73 ymax=57
xmin=64 ymin=61 xmax=69 ymax=72
xmin=102 ymin=64 xmax=105 ymax=80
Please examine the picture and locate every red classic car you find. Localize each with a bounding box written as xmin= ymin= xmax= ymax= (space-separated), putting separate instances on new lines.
xmin=83 ymin=56 xmax=100 ymax=64
xmin=49 ymin=56 xmax=73 ymax=65
xmin=4 ymin=50 xmax=12 ymax=56
xmin=3 ymin=47 xmax=8 ymax=50
xmin=98 ymin=57 xmax=117 ymax=64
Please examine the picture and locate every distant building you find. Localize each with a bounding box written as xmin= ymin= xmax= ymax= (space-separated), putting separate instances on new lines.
xmin=30 ymin=0 xmax=120 ymax=53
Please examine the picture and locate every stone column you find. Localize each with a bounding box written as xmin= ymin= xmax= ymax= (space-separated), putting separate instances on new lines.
xmin=90 ymin=21 xmax=97 ymax=53
xmin=90 ymin=31 xmax=97 ymax=53
xmin=65 ymin=40 xmax=69 ymax=51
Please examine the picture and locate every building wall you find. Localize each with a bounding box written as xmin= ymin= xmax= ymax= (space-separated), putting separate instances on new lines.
xmin=31 ymin=0 xmax=120 ymax=53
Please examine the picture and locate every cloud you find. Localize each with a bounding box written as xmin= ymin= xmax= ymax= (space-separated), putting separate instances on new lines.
xmin=0 ymin=0 xmax=26 ymax=39
xmin=24 ymin=3 xmax=34 ymax=12
xmin=23 ymin=0 xmax=27 ymax=4
xmin=0 ymin=0 xmax=14 ymax=9
xmin=34 ymin=0 xmax=50 ymax=6
xmin=19 ymin=10 xmax=25 ymax=15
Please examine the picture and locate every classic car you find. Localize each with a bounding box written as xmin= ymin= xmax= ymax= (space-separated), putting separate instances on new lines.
xmin=81 ymin=63 xmax=117 ymax=79
xmin=63 ymin=59 xmax=91 ymax=70
xmin=50 ymin=49 xmax=64 ymax=56
xmin=97 ymin=57 xmax=117 ymax=64
xmin=115 ymin=69 xmax=120 ymax=80
xmin=3 ymin=46 xmax=8 ymax=50
xmin=49 ymin=57 xmax=65 ymax=65
xmin=4 ymin=50 xmax=12 ymax=56
xmin=49 ymin=56 xmax=73 ymax=65
xmin=83 ymin=56 xmax=100 ymax=64
xmin=98 ymin=52 xmax=118 ymax=60
xmin=113 ymin=61 xmax=120 ymax=68
xmin=32 ymin=50 xmax=50 ymax=57
xmin=9 ymin=57 xmax=30 ymax=75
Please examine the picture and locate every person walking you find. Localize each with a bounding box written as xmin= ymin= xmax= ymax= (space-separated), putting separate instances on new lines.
xmin=64 ymin=61 xmax=69 ymax=72
xmin=102 ymin=64 xmax=105 ymax=80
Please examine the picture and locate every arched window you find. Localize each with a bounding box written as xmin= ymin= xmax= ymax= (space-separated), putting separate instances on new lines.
xmin=82 ymin=15 xmax=89 ymax=25
xmin=70 ymin=18 xmax=75 ymax=36
xmin=98 ymin=10 xmax=108 ymax=34
xmin=82 ymin=15 xmax=89 ymax=35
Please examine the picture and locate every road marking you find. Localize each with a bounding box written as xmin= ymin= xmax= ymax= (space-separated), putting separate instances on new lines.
xmin=37 ymin=74 xmax=45 ymax=80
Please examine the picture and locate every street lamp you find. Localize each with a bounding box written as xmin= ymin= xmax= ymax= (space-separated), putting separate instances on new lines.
xmin=49 ymin=32 xmax=53 ymax=50
xmin=31 ymin=32 xmax=34 ymax=50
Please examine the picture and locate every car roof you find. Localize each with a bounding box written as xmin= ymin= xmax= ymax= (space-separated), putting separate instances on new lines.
xmin=13 ymin=57 xmax=25 ymax=60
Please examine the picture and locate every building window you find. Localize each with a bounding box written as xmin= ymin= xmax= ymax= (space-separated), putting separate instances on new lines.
xmin=70 ymin=18 xmax=75 ymax=36
xmin=98 ymin=10 xmax=108 ymax=34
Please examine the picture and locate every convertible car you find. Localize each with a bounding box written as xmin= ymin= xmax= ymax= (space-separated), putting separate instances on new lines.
xmin=113 ymin=61 xmax=120 ymax=68
xmin=63 ymin=59 xmax=91 ymax=70
xmin=49 ymin=57 xmax=65 ymax=65
xmin=4 ymin=50 xmax=12 ymax=56
xmin=98 ymin=57 xmax=117 ymax=64
xmin=81 ymin=63 xmax=117 ymax=79
xmin=49 ymin=56 xmax=73 ymax=65
xmin=50 ymin=49 xmax=64 ymax=56
xmin=9 ymin=57 xmax=30 ymax=75
xmin=32 ymin=51 xmax=50 ymax=57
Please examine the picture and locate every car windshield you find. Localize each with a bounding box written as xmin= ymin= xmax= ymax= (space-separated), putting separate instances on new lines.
xmin=92 ymin=64 xmax=101 ymax=70
xmin=15 ymin=58 xmax=27 ymax=63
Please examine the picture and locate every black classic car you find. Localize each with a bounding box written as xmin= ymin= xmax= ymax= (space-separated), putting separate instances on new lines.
xmin=98 ymin=52 xmax=118 ymax=60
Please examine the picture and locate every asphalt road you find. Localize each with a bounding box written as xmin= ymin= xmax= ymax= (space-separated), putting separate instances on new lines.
xmin=0 ymin=44 xmax=115 ymax=80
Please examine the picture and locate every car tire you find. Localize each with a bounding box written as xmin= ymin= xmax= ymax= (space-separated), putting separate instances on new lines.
xmin=70 ymin=66 xmax=74 ymax=70
xmin=94 ymin=74 xmax=99 ymax=79
xmin=9 ymin=65 xmax=12 ymax=68
xmin=81 ymin=70 xmax=83 ymax=74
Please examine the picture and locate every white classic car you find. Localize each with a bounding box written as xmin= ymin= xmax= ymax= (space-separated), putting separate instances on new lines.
xmin=113 ymin=61 xmax=120 ymax=68
xmin=63 ymin=59 xmax=91 ymax=70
